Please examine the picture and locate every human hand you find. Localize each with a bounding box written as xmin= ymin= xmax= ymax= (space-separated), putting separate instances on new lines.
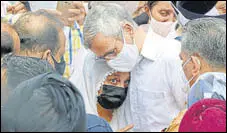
xmin=56 ymin=1 xmax=86 ymax=26
xmin=67 ymin=1 xmax=86 ymax=26
xmin=7 ymin=1 xmax=27 ymax=14
xmin=216 ymin=1 xmax=226 ymax=15
xmin=116 ymin=124 xmax=134 ymax=132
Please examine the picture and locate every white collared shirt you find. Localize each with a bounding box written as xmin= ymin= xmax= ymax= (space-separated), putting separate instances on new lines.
xmin=129 ymin=30 xmax=187 ymax=132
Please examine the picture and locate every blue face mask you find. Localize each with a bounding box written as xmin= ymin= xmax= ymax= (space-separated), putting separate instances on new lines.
xmin=51 ymin=55 xmax=66 ymax=75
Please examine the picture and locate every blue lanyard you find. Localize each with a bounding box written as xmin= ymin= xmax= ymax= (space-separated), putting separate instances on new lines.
xmin=73 ymin=21 xmax=84 ymax=45
xmin=68 ymin=21 xmax=84 ymax=65
xmin=69 ymin=29 xmax=72 ymax=65
xmin=9 ymin=15 xmax=13 ymax=24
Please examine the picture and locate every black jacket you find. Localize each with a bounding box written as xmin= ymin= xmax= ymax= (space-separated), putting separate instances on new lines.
xmin=1 ymin=72 xmax=86 ymax=132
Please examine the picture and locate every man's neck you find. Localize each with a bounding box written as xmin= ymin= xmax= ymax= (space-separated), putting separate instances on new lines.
xmin=134 ymin=27 xmax=147 ymax=53
xmin=212 ymin=68 xmax=226 ymax=73
xmin=18 ymin=51 xmax=42 ymax=58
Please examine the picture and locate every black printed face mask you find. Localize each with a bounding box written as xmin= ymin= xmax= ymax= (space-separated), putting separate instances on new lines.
xmin=97 ymin=84 xmax=128 ymax=109
xmin=51 ymin=55 xmax=66 ymax=75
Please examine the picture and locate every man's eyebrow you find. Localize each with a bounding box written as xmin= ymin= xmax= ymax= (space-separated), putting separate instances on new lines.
xmin=102 ymin=49 xmax=115 ymax=57
xmin=113 ymin=73 xmax=120 ymax=76
xmin=102 ymin=39 xmax=118 ymax=57
xmin=159 ymin=9 xmax=174 ymax=12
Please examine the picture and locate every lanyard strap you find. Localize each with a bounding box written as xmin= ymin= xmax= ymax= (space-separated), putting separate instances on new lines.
xmin=68 ymin=21 xmax=84 ymax=65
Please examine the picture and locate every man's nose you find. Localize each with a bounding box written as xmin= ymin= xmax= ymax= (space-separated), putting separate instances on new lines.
xmin=118 ymin=81 xmax=125 ymax=88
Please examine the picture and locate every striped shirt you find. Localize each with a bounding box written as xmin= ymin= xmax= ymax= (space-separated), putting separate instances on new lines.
xmin=63 ymin=22 xmax=84 ymax=78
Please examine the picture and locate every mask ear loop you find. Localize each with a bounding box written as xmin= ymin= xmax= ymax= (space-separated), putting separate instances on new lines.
xmin=169 ymin=1 xmax=178 ymax=20
xmin=196 ymin=57 xmax=201 ymax=69
xmin=170 ymin=1 xmax=190 ymax=26
xmin=181 ymin=57 xmax=193 ymax=93
xmin=120 ymin=27 xmax=126 ymax=45
xmin=182 ymin=56 xmax=201 ymax=93
xmin=195 ymin=56 xmax=201 ymax=76
xmin=120 ymin=24 xmax=135 ymax=45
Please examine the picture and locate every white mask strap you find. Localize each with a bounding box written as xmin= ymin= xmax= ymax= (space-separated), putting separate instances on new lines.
xmin=120 ymin=25 xmax=135 ymax=45
xmin=182 ymin=57 xmax=192 ymax=68
xmin=170 ymin=1 xmax=190 ymax=26
xmin=120 ymin=27 xmax=126 ymax=44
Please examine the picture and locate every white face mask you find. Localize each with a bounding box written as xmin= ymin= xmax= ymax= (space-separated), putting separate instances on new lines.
xmin=181 ymin=57 xmax=200 ymax=93
xmin=107 ymin=28 xmax=139 ymax=72
xmin=149 ymin=10 xmax=177 ymax=37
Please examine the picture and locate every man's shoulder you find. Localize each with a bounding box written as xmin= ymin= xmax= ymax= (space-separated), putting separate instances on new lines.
xmin=142 ymin=31 xmax=181 ymax=61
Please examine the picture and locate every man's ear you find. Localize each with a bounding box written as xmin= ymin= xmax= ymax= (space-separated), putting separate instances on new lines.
xmin=144 ymin=5 xmax=150 ymax=17
xmin=120 ymin=22 xmax=135 ymax=44
xmin=191 ymin=56 xmax=201 ymax=77
xmin=41 ymin=49 xmax=51 ymax=60
xmin=122 ymin=23 xmax=134 ymax=36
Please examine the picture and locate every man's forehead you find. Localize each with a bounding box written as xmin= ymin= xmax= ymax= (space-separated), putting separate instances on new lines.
xmin=91 ymin=33 xmax=116 ymax=55
xmin=93 ymin=33 xmax=115 ymax=43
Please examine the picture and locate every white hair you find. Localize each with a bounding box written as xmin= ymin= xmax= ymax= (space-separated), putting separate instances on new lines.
xmin=83 ymin=3 xmax=137 ymax=48
xmin=181 ymin=17 xmax=226 ymax=68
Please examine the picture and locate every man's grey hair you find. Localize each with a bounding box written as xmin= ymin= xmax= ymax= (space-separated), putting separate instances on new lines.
xmin=83 ymin=3 xmax=138 ymax=48
xmin=181 ymin=17 xmax=226 ymax=68
xmin=13 ymin=10 xmax=64 ymax=54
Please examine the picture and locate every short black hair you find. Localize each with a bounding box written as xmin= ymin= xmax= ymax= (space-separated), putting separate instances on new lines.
xmin=147 ymin=1 xmax=177 ymax=9
xmin=147 ymin=1 xmax=159 ymax=9
xmin=1 ymin=31 xmax=13 ymax=57
xmin=13 ymin=11 xmax=64 ymax=54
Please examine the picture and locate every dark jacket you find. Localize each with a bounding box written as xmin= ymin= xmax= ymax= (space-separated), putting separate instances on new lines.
xmin=6 ymin=55 xmax=55 ymax=90
xmin=1 ymin=72 xmax=86 ymax=132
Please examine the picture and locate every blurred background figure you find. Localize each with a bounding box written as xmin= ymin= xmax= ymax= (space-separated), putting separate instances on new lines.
xmin=132 ymin=1 xmax=147 ymax=18
xmin=216 ymin=1 xmax=226 ymax=15
xmin=1 ymin=1 xmax=11 ymax=17
xmin=1 ymin=22 xmax=20 ymax=57
xmin=174 ymin=1 xmax=226 ymax=26
xmin=143 ymin=1 xmax=178 ymax=38
xmin=1 ymin=22 xmax=20 ymax=91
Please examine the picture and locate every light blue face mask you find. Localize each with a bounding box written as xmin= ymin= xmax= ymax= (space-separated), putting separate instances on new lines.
xmin=188 ymin=72 xmax=226 ymax=108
